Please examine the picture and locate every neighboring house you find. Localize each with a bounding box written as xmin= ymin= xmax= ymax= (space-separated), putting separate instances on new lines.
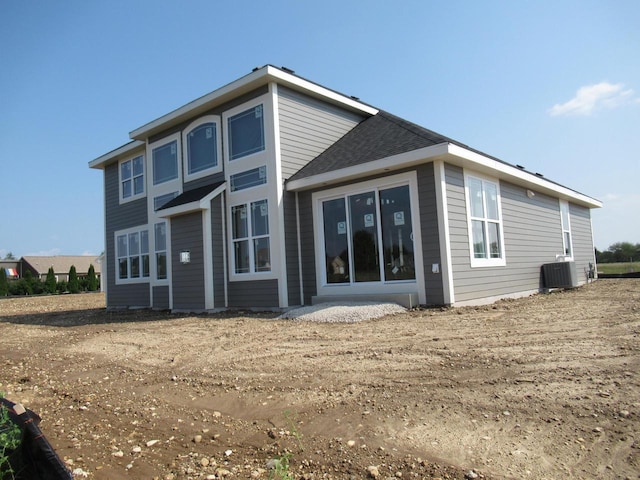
xmin=20 ymin=256 xmax=101 ymax=283
xmin=89 ymin=65 xmax=602 ymax=311
xmin=1 ymin=260 xmax=21 ymax=279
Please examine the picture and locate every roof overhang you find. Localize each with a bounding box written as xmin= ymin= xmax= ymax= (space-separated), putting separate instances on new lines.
xmin=89 ymin=140 xmax=145 ymax=169
xmin=129 ymin=65 xmax=379 ymax=141
xmin=157 ymin=182 xmax=226 ymax=218
xmin=285 ymin=142 xmax=602 ymax=209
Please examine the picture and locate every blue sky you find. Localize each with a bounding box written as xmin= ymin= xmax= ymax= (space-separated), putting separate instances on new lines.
xmin=1 ymin=0 xmax=638 ymax=258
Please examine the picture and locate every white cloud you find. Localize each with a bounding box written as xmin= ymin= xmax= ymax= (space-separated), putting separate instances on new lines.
xmin=549 ymin=82 xmax=637 ymax=116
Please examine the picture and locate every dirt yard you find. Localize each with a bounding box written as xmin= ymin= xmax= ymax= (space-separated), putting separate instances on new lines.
xmin=0 ymin=280 xmax=638 ymax=480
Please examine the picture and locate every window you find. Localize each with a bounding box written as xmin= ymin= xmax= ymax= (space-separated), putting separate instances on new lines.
xmin=153 ymin=140 xmax=178 ymax=185
xmin=120 ymin=155 xmax=144 ymax=201
xmin=466 ymin=175 xmax=505 ymax=266
xmin=155 ymin=222 xmax=168 ymax=280
xmin=228 ymin=105 xmax=265 ymax=160
xmin=560 ymin=200 xmax=572 ymax=258
xmin=183 ymin=116 xmax=222 ymax=180
xmin=154 ymin=191 xmax=179 ymax=211
xmin=320 ymin=185 xmax=416 ymax=285
xmin=230 ymin=166 xmax=267 ymax=192
xmin=116 ymin=228 xmax=150 ymax=282
xmin=231 ymin=199 xmax=270 ymax=274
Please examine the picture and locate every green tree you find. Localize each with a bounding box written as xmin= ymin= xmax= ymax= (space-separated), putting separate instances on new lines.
xmin=87 ymin=264 xmax=98 ymax=291
xmin=45 ymin=267 xmax=57 ymax=294
xmin=2 ymin=252 xmax=15 ymax=260
xmin=68 ymin=265 xmax=79 ymax=294
xmin=0 ymin=269 xmax=7 ymax=296
xmin=609 ymin=242 xmax=637 ymax=262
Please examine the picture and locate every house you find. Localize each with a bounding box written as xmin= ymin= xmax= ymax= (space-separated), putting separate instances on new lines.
xmin=89 ymin=65 xmax=602 ymax=311
xmin=20 ymin=256 xmax=101 ymax=283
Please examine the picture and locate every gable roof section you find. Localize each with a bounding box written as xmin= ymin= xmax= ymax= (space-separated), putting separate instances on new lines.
xmin=286 ymin=111 xmax=602 ymax=209
xmin=21 ymin=256 xmax=101 ymax=275
xmin=157 ymin=181 xmax=226 ymax=218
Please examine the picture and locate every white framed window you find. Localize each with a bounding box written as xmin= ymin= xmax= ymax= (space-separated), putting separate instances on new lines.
xmin=231 ymin=199 xmax=270 ymax=275
xmin=119 ymin=154 xmax=145 ymax=202
xmin=230 ymin=166 xmax=267 ymax=192
xmin=227 ymin=104 xmax=265 ymax=160
xmin=152 ymin=137 xmax=180 ymax=185
xmin=183 ymin=115 xmax=222 ymax=181
xmin=115 ymin=227 xmax=150 ymax=283
xmin=154 ymin=222 xmax=168 ymax=280
xmin=559 ymin=200 xmax=573 ymax=259
xmin=465 ymin=173 xmax=506 ymax=267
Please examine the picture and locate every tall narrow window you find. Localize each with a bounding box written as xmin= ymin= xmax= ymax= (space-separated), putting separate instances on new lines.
xmin=560 ymin=200 xmax=572 ymax=257
xmin=187 ymin=122 xmax=218 ymax=174
xmin=322 ymin=198 xmax=350 ymax=284
xmin=467 ymin=175 xmax=504 ymax=264
xmin=155 ymin=222 xmax=167 ymax=280
xmin=120 ymin=155 xmax=144 ymax=200
xmin=349 ymin=192 xmax=380 ymax=282
xmin=380 ymin=186 xmax=415 ymax=281
xmin=228 ymin=105 xmax=265 ymax=160
xmin=231 ymin=200 xmax=270 ymax=274
xmin=153 ymin=140 xmax=178 ymax=185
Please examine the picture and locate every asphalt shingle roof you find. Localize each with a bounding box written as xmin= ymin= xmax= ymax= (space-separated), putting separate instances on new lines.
xmin=159 ymin=181 xmax=225 ymax=210
xmin=288 ymin=111 xmax=466 ymax=181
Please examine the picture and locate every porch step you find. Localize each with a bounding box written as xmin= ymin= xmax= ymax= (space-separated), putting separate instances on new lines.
xmin=311 ymin=292 xmax=419 ymax=309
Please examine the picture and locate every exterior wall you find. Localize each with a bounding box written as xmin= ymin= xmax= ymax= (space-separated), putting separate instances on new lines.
xmin=445 ymin=163 xmax=583 ymax=304
xmin=104 ymin=162 xmax=150 ymax=308
xmin=570 ymin=203 xmax=597 ymax=283
xmin=298 ymin=191 xmax=316 ymax=305
xmin=153 ymin=286 xmax=170 ymax=309
xmin=278 ymin=86 xmax=363 ymax=180
xmin=283 ymin=190 xmax=302 ymax=306
xmin=227 ymin=279 xmax=279 ymax=308
xmin=171 ymin=212 xmax=205 ymax=311
xmin=211 ymin=196 xmax=226 ymax=308
xmin=415 ymin=163 xmax=445 ymax=305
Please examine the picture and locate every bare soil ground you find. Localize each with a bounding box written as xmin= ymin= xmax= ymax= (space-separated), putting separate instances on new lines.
xmin=0 ymin=279 xmax=638 ymax=480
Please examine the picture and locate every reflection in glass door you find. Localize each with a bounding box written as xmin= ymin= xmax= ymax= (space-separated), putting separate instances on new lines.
xmin=322 ymin=199 xmax=350 ymax=283
xmin=380 ymin=186 xmax=415 ymax=280
xmin=349 ymin=192 xmax=380 ymax=282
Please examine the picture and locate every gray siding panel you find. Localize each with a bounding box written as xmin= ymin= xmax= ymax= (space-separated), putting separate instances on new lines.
xmin=171 ymin=212 xmax=205 ymax=310
xmin=298 ymin=191 xmax=317 ymax=305
xmin=278 ymin=87 xmax=363 ymax=179
xmin=228 ymin=279 xmax=279 ymax=308
xmin=104 ymin=162 xmax=150 ymax=308
xmin=570 ymin=203 xmax=596 ymax=283
xmin=153 ymin=286 xmax=170 ymax=310
xmin=445 ymin=163 xmax=589 ymax=304
xmin=284 ymin=191 xmax=302 ymax=306
xmin=416 ymin=163 xmax=445 ymax=304
xmin=211 ymin=196 xmax=226 ymax=308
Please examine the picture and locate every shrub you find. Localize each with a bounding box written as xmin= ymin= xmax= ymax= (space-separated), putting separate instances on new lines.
xmin=87 ymin=264 xmax=98 ymax=292
xmin=45 ymin=267 xmax=57 ymax=294
xmin=0 ymin=269 xmax=7 ymax=296
xmin=68 ymin=266 xmax=79 ymax=294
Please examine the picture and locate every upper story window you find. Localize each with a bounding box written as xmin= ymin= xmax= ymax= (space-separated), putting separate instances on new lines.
xmin=115 ymin=227 xmax=150 ymax=283
xmin=466 ymin=174 xmax=505 ymax=267
xmin=183 ymin=116 xmax=222 ymax=180
xmin=230 ymin=166 xmax=267 ymax=192
xmin=228 ymin=104 xmax=265 ymax=160
xmin=153 ymin=139 xmax=179 ymax=185
xmin=120 ymin=155 xmax=144 ymax=202
xmin=560 ymin=200 xmax=573 ymax=258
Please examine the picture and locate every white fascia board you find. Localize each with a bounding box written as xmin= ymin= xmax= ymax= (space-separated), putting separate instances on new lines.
xmin=88 ymin=140 xmax=145 ymax=169
xmin=156 ymin=183 xmax=226 ymax=219
xmin=445 ymin=144 xmax=603 ymax=209
xmin=285 ymin=143 xmax=450 ymax=191
xmin=130 ymin=65 xmax=377 ymax=140
xmin=286 ymin=142 xmax=602 ymax=209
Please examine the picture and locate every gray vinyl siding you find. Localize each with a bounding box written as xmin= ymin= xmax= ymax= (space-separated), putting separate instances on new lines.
xmin=104 ymin=161 xmax=150 ymax=308
xmin=171 ymin=212 xmax=205 ymax=311
xmin=284 ymin=190 xmax=302 ymax=306
xmin=298 ymin=191 xmax=317 ymax=305
xmin=445 ymin=163 xmax=579 ymax=303
xmin=278 ymin=87 xmax=363 ymax=180
xmin=416 ymin=163 xmax=445 ymax=305
xmin=153 ymin=286 xmax=170 ymax=310
xmin=569 ymin=203 xmax=596 ymax=283
xmin=211 ymin=196 xmax=226 ymax=308
xmin=227 ymin=279 xmax=279 ymax=308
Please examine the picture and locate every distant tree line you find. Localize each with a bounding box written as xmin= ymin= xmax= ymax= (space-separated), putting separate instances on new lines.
xmin=596 ymin=242 xmax=640 ymax=264
xmin=0 ymin=264 xmax=99 ymax=296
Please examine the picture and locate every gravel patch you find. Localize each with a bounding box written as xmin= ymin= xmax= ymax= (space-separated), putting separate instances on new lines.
xmin=278 ymin=301 xmax=406 ymax=323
